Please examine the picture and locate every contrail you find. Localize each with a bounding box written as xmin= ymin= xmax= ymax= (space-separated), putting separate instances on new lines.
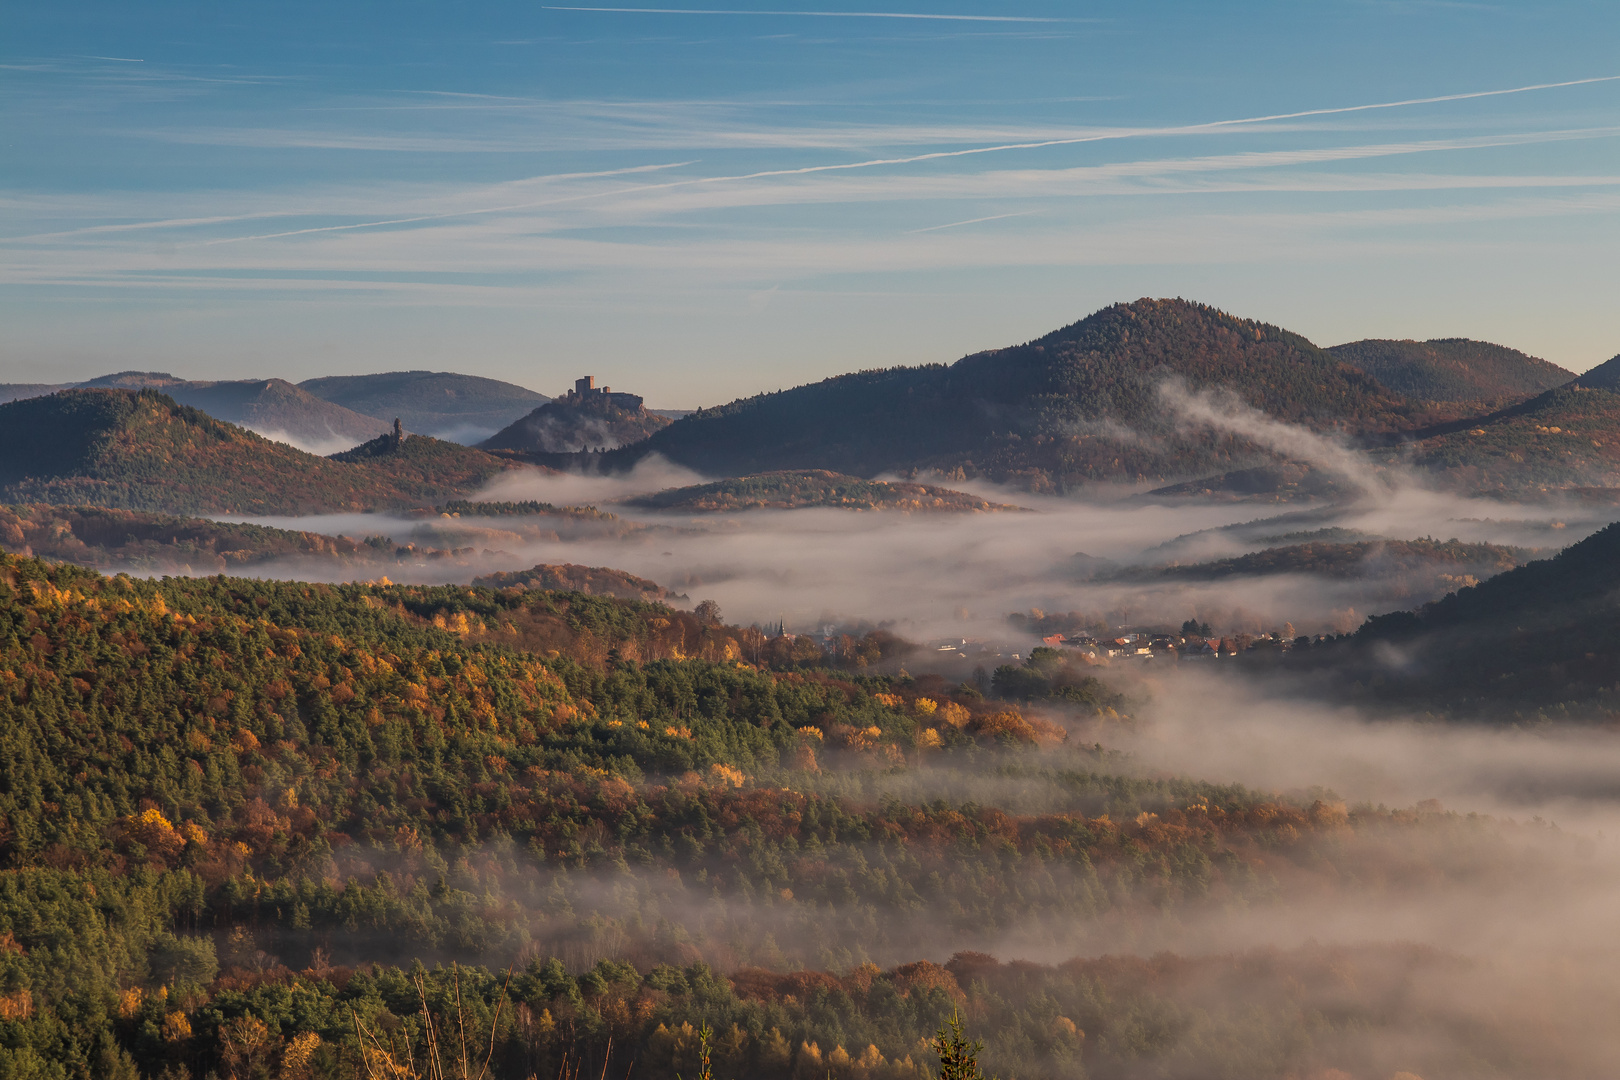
xmin=662 ymin=73 xmax=1620 ymax=182
xmin=6 ymin=162 xmax=697 ymax=244
xmin=198 ymin=73 xmax=1620 ymax=246
xmin=541 ymin=6 xmax=1076 ymax=21
xmin=906 ymin=210 xmax=1041 ymax=233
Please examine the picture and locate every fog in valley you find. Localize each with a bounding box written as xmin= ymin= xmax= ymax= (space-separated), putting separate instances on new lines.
xmin=217 ymin=447 xmax=1612 ymax=647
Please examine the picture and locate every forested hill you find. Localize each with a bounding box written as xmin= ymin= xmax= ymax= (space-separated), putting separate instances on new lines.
xmin=471 ymin=561 xmax=686 ymax=601
xmin=622 ymin=470 xmax=1024 ymax=512
xmin=609 ymin=299 xmax=1427 ymax=490
xmin=481 ymin=395 xmax=672 ymax=453
xmin=1328 ymin=338 xmax=1571 ymax=406
xmin=1347 ymin=521 xmax=1620 ymax=714
xmin=0 ymin=389 xmax=519 ymax=514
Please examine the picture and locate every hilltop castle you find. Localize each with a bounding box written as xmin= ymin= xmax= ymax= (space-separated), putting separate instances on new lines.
xmin=561 ymin=375 xmax=643 ymax=410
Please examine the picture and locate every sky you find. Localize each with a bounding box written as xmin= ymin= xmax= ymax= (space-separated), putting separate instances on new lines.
xmin=3 ymin=0 xmax=1619 ymax=406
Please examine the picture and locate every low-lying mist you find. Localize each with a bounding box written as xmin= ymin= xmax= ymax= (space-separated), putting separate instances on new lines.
xmin=212 ymin=446 xmax=1616 ymax=647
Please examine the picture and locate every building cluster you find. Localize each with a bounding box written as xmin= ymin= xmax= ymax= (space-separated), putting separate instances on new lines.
xmin=1042 ymin=629 xmax=1334 ymax=662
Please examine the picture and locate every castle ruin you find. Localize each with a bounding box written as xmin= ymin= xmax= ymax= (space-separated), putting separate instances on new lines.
xmin=561 ymin=375 xmax=643 ymax=410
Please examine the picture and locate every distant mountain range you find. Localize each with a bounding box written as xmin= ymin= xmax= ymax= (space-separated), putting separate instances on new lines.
xmin=0 ymin=372 xmax=390 ymax=449
xmin=3 ymin=299 xmax=1613 ymax=509
xmin=0 ymin=388 xmax=520 ymax=514
xmin=298 ymin=370 xmax=549 ymax=442
xmin=592 ymin=299 xmax=1608 ymax=497
xmin=0 ymin=370 xmax=553 ymax=450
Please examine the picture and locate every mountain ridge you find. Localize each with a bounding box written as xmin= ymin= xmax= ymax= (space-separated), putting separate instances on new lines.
xmin=0 ymin=388 xmax=522 ymax=514
xmin=604 ymin=298 xmax=1433 ymax=491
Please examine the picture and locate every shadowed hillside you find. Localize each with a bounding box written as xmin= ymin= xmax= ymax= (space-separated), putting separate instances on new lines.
xmin=607 ymin=299 xmax=1428 ymax=491
xmin=1329 ymin=338 xmax=1571 ymax=407
xmin=0 ymin=389 xmax=520 ymax=514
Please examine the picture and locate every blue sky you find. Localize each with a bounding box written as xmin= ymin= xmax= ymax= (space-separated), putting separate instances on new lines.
xmin=3 ymin=0 xmax=1618 ymax=405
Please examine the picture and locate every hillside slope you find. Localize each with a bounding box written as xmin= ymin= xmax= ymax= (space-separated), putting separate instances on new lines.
xmin=1329 ymin=338 xmax=1571 ymax=406
xmin=610 ymin=299 xmax=1426 ymax=490
xmin=300 ymin=370 xmax=548 ymax=441
xmin=0 ymin=389 xmax=518 ymax=514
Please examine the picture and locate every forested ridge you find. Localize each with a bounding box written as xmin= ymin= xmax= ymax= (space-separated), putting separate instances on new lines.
xmin=621 ymin=471 xmax=1023 ymax=513
xmin=1327 ymin=338 xmax=1570 ymax=406
xmin=0 ymin=552 xmax=1593 ymax=1078
xmin=0 ymin=505 xmax=472 ymax=576
xmin=1115 ymin=538 xmax=1534 ymax=582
